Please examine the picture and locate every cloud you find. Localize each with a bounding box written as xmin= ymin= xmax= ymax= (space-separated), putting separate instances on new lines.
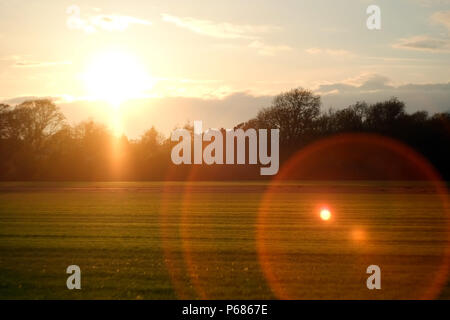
xmin=57 ymin=92 xmax=273 ymax=137
xmin=4 ymin=78 xmax=449 ymax=138
xmin=1 ymin=55 xmax=72 ymax=68
xmin=90 ymin=15 xmax=151 ymax=31
xmin=316 ymin=74 xmax=450 ymax=114
xmin=161 ymin=13 xmax=279 ymax=39
xmin=317 ymin=74 xmax=392 ymax=94
xmin=66 ymin=5 xmax=151 ymax=33
xmin=305 ymin=47 xmax=355 ymax=57
xmin=393 ymin=35 xmax=450 ymax=52
xmin=431 ymin=10 xmax=450 ymax=31
xmin=413 ymin=0 xmax=450 ymax=6
xmin=393 ymin=10 xmax=450 ymax=52
xmin=13 ymin=61 xmax=72 ymax=68
xmin=161 ymin=14 xmax=290 ymax=56
xmin=0 ymin=95 xmax=65 ymax=105
xmin=248 ymin=41 xmax=292 ymax=56
xmin=62 ymin=81 xmax=450 ymax=138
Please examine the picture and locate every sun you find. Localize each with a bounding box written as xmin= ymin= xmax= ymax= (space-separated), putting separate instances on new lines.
xmin=83 ymin=50 xmax=153 ymax=107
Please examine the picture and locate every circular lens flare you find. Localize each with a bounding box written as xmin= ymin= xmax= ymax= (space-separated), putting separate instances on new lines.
xmin=257 ymin=133 xmax=450 ymax=300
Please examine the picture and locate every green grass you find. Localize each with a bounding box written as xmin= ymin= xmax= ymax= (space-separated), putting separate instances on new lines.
xmin=0 ymin=182 xmax=449 ymax=299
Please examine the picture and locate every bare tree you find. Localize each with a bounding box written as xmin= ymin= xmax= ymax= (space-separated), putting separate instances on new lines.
xmin=256 ymin=88 xmax=321 ymax=144
xmin=13 ymin=99 xmax=66 ymax=150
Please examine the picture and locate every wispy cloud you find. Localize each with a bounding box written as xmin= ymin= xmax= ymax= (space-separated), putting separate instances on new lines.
xmin=393 ymin=35 xmax=450 ymax=52
xmin=161 ymin=14 xmax=290 ymax=56
xmin=431 ymin=10 xmax=450 ymax=31
xmin=66 ymin=5 xmax=151 ymax=33
xmin=14 ymin=61 xmax=72 ymax=68
xmin=248 ymin=41 xmax=292 ymax=56
xmin=161 ymin=13 xmax=280 ymax=39
xmin=1 ymin=55 xmax=72 ymax=68
xmin=0 ymin=95 xmax=77 ymax=105
xmin=305 ymin=47 xmax=355 ymax=57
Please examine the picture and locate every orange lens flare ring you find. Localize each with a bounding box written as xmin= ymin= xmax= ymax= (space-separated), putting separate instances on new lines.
xmin=160 ymin=133 xmax=450 ymax=299
xmin=257 ymin=133 xmax=450 ymax=299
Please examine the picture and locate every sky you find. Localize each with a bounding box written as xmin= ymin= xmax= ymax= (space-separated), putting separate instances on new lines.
xmin=0 ymin=0 xmax=449 ymax=137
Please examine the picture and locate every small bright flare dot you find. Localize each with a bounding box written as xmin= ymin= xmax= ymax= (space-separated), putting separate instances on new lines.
xmin=320 ymin=208 xmax=331 ymax=221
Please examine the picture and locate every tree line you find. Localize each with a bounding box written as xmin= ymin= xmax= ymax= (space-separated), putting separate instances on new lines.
xmin=1 ymin=88 xmax=449 ymax=181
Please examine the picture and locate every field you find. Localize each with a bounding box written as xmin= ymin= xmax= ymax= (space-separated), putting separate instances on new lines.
xmin=0 ymin=181 xmax=449 ymax=299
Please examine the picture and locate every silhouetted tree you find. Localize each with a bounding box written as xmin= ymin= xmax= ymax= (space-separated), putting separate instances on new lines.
xmin=0 ymin=99 xmax=65 ymax=179
xmin=14 ymin=100 xmax=65 ymax=150
xmin=364 ymin=97 xmax=405 ymax=133
xmin=255 ymin=88 xmax=321 ymax=145
xmin=0 ymin=94 xmax=449 ymax=181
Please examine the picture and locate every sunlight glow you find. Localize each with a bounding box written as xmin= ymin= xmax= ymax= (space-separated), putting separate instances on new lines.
xmin=351 ymin=228 xmax=367 ymax=242
xmin=83 ymin=50 xmax=153 ymax=108
xmin=320 ymin=208 xmax=331 ymax=221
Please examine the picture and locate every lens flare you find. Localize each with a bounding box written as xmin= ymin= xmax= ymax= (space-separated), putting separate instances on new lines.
xmin=320 ymin=208 xmax=331 ymax=221
xmin=257 ymin=133 xmax=450 ymax=299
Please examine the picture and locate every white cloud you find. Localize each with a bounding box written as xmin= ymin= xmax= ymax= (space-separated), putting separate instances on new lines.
xmin=161 ymin=14 xmax=290 ymax=56
xmin=90 ymin=15 xmax=151 ymax=31
xmin=161 ymin=13 xmax=280 ymax=39
xmin=66 ymin=6 xmax=151 ymax=33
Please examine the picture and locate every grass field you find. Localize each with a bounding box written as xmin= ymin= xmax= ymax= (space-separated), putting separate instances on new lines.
xmin=0 ymin=181 xmax=449 ymax=299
